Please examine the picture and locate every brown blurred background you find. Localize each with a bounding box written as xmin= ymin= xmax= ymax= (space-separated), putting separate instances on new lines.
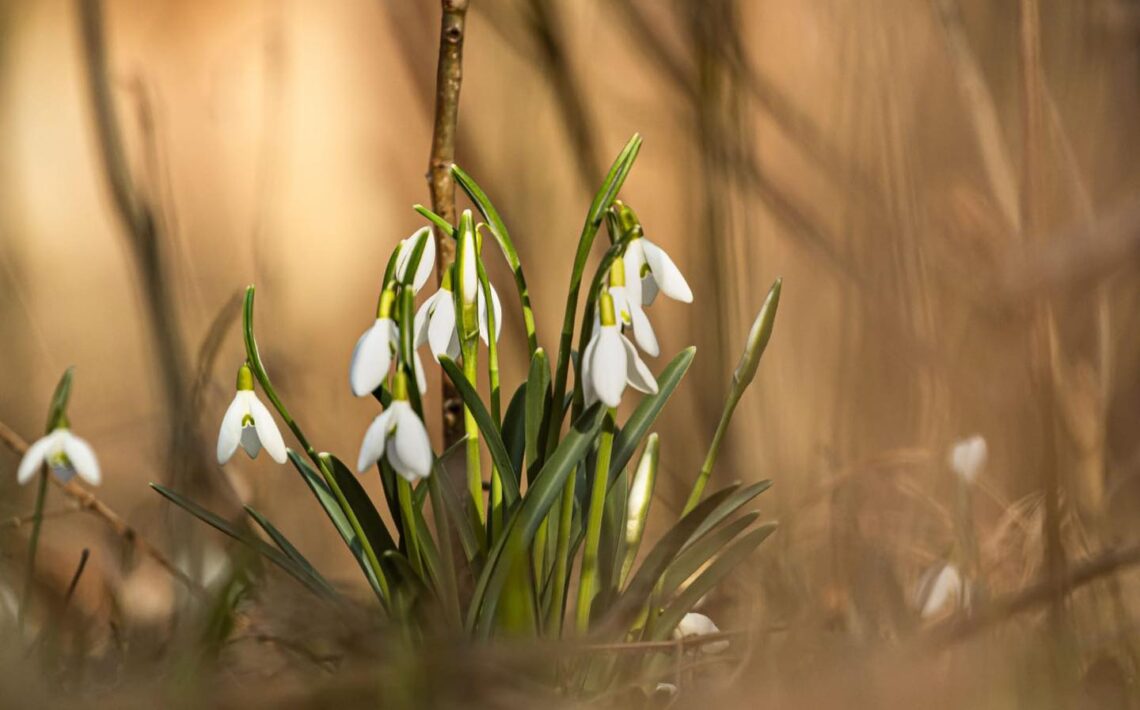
xmin=2 ymin=0 xmax=1140 ymax=705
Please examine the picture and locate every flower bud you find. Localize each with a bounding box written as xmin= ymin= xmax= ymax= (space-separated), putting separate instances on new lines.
xmin=733 ymin=278 xmax=781 ymax=387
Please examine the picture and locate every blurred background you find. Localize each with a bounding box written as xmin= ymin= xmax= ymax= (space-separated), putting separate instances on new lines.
xmin=2 ymin=0 xmax=1140 ymax=706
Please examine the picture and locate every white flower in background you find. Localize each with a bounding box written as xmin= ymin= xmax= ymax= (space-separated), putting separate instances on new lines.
xmin=914 ymin=562 xmax=967 ymax=619
xmin=217 ymin=365 xmax=287 ymax=465
xmin=609 ymin=256 xmax=659 ymax=357
xmin=582 ymin=292 xmax=658 ymax=408
xmin=18 ymin=425 xmax=101 ymax=486
xmin=653 ymin=683 xmax=678 ymax=698
xmin=949 ymin=434 xmax=987 ymax=485
xmin=624 ymin=236 xmax=693 ymax=307
xmin=357 ymin=395 xmax=434 ymax=482
xmin=673 ymin=612 xmax=729 ymax=654
xmin=393 ymin=227 xmax=435 ymax=293
xmin=350 ymin=290 xmax=427 ymax=397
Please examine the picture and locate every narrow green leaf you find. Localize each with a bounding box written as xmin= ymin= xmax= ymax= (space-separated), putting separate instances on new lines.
xmin=661 ymin=515 xmax=772 ymax=595
xmin=244 ymin=505 xmax=337 ymax=595
xmin=324 ymin=453 xmax=398 ymax=554
xmin=288 ymin=451 xmax=387 ymax=599
xmin=413 ymin=203 xmax=455 ymax=239
xmin=609 ymin=347 xmax=695 ymax=481
xmin=501 ymin=382 xmax=527 ymax=485
xmin=46 ymin=367 xmax=75 ymax=431
xmin=151 ymin=483 xmax=333 ymax=599
xmin=686 ymin=480 xmax=773 ymax=549
xmin=648 ymin=526 xmax=775 ymax=642
xmin=467 ymin=404 xmax=606 ymax=636
xmin=524 ymin=348 xmax=550 ymax=482
xmin=439 ymin=356 xmax=520 ymax=506
xmin=594 ymin=485 xmax=740 ymax=637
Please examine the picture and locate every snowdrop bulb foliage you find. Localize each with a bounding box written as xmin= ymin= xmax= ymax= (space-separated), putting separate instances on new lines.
xmin=217 ymin=364 xmax=287 ymax=465
xmin=949 ymin=434 xmax=987 ymax=485
xmin=582 ymin=292 xmax=658 ymax=408
xmin=624 ymin=236 xmax=693 ymax=307
xmin=357 ymin=377 xmax=433 ymax=482
xmin=393 ymin=227 xmax=435 ymax=293
xmin=673 ymin=612 xmax=729 ymax=654
xmin=17 ymin=426 xmax=101 ymax=486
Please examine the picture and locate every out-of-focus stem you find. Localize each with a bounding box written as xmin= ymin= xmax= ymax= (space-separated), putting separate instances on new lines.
xmin=547 ymin=466 xmax=577 ymax=636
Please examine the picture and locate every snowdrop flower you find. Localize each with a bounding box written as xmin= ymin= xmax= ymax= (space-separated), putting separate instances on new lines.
xmin=673 ymin=612 xmax=729 ymax=654
xmin=624 ymin=235 xmax=693 ymax=307
xmin=949 ymin=434 xmax=987 ymax=485
xmin=350 ymin=288 xmax=427 ymax=397
xmin=608 ymin=256 xmax=659 ymax=357
xmin=414 ymin=271 xmax=502 ymax=362
xmin=17 ymin=422 xmax=100 ymax=486
xmin=393 ymin=227 xmax=435 ymax=293
xmin=217 ymin=364 xmax=287 ymax=465
xmin=914 ymin=562 xmax=968 ymax=619
xmin=357 ymin=373 xmax=433 ymax=482
xmin=582 ymin=291 xmax=658 ymax=408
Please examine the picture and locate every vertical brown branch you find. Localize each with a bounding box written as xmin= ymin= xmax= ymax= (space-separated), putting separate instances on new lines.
xmin=1018 ymin=0 xmax=1067 ymax=624
xmin=428 ymin=0 xmax=469 ymax=447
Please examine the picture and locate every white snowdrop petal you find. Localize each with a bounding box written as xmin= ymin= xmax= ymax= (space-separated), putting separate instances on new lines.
xmin=413 ymin=351 xmax=429 ymax=395
xmin=17 ymin=434 xmax=55 ymax=485
xmin=478 ymin=284 xmax=504 ymax=344
xmin=629 ymin=305 xmax=660 ymax=357
xmin=413 ymin=230 xmax=436 ymax=292
xmin=413 ymin=290 xmax=439 ymax=348
xmin=216 ymin=395 xmax=249 ymax=465
xmin=247 ymin=393 xmax=288 ymax=464
xmin=427 ymin=293 xmax=457 ymax=360
xmin=391 ymin=406 xmax=434 ymax=481
xmin=350 ymin=319 xmax=394 ymax=397
xmin=62 ymin=433 xmax=101 ymax=485
xmin=460 ymin=233 xmax=479 ymax=303
xmin=357 ymin=409 xmax=394 ymax=473
xmin=621 ymin=336 xmax=658 ymax=394
xmin=642 ymin=239 xmax=692 ymax=303
xmin=591 ymin=328 xmax=628 ymax=408
xmin=949 ymin=435 xmax=987 ymax=484
xmin=640 ymin=274 xmax=659 ymax=306
xmin=581 ymin=335 xmax=599 ymax=406
xmin=919 ymin=563 xmax=963 ymax=618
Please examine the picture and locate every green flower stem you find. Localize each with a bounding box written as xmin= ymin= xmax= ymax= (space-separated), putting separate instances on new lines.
xmin=575 ymin=407 xmax=617 ymax=633
xmin=461 ymin=340 xmax=485 ymax=530
xmin=397 ymin=478 xmax=424 ymax=580
xmin=546 ymin=464 xmax=577 ymax=636
xmin=243 ymin=286 xmax=390 ymax=605
xmin=478 ymin=253 xmax=504 ymax=538
xmin=682 ymin=279 xmax=781 ymax=515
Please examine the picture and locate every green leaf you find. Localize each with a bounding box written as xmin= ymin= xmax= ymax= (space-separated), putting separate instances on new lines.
xmin=151 ymin=483 xmax=334 ymax=599
xmin=609 ymin=347 xmax=695 ymax=481
xmin=467 ymin=404 xmax=606 ymax=637
xmin=323 ymin=453 xmax=398 ymax=554
xmin=413 ymin=203 xmax=455 ymax=239
xmin=594 ymin=485 xmax=740 ymax=637
xmin=439 ymin=356 xmax=520 ymax=507
xmin=661 ymin=514 xmax=772 ymax=595
xmin=451 ymin=165 xmax=538 ymax=355
xmin=501 ymin=382 xmax=527 ymax=485
xmin=244 ymin=505 xmax=337 ymax=596
xmin=288 ymin=451 xmax=387 ymax=600
xmin=524 ymin=348 xmax=550 ymax=481
xmin=686 ymin=480 xmax=773 ymax=548
xmin=648 ymin=526 xmax=775 ymax=642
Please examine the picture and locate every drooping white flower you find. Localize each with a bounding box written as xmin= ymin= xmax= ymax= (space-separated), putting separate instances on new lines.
xmin=673 ymin=612 xmax=729 ymax=654
xmin=17 ymin=426 xmax=101 ymax=486
xmin=350 ymin=293 xmax=428 ymax=397
xmin=582 ymin=292 xmax=658 ymax=408
xmin=624 ymin=236 xmax=693 ymax=307
xmin=217 ymin=365 xmax=287 ymax=465
xmin=949 ymin=434 xmax=987 ymax=485
xmin=357 ymin=399 xmax=434 ymax=482
xmin=415 ymin=280 xmax=502 ymax=362
xmin=914 ymin=562 xmax=967 ymax=619
xmin=609 ymin=256 xmax=659 ymax=357
xmin=393 ymin=227 xmax=435 ymax=293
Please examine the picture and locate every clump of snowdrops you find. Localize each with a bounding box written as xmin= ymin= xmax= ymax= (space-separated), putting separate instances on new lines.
xmin=20 ymin=135 xmax=781 ymax=694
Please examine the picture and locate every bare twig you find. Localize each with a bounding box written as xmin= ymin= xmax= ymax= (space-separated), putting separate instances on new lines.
xmin=0 ymin=418 xmax=207 ymax=600
xmin=62 ymin=548 xmax=90 ymax=608
xmin=428 ymin=0 xmax=470 ymax=448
